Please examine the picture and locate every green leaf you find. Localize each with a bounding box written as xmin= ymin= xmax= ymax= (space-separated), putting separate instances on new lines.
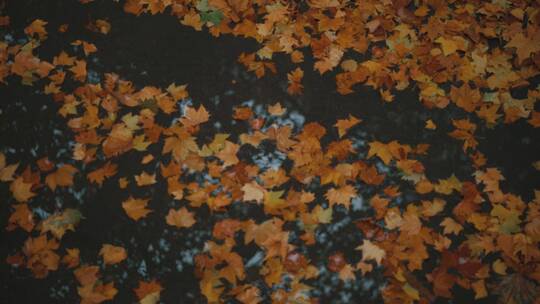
xmin=200 ymin=10 xmax=223 ymax=25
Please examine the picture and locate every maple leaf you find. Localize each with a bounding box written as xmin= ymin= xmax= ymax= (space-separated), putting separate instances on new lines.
xmin=62 ymin=248 xmax=80 ymax=269
xmin=75 ymin=265 xmax=118 ymax=303
xmin=7 ymin=203 xmax=35 ymax=232
xmin=356 ymin=240 xmax=385 ymax=266
xmin=400 ymin=212 xmax=422 ymax=235
xmin=87 ymin=162 xmax=118 ymax=186
xmin=0 ymin=153 xmax=19 ymax=181
xmin=103 ymin=123 xmax=133 ymax=157
xmin=181 ymin=11 xmax=203 ymax=31
xmin=200 ymin=270 xmax=224 ymax=303
xmin=338 ymin=264 xmax=356 ymax=282
xmin=162 ymin=130 xmax=199 ymax=162
xmin=334 ymin=114 xmax=361 ymax=138
xmin=180 ymin=105 xmax=209 ymax=127
xmin=440 ymin=217 xmax=463 ymax=235
xmin=471 ymin=280 xmax=487 ymax=299
xmin=71 ymin=40 xmax=97 ymax=56
xmin=490 ymin=204 xmax=521 ymax=234
xmin=10 ymin=176 xmax=36 ymax=202
xmin=233 ymin=285 xmax=261 ymax=304
xmin=99 ymin=244 xmax=127 ymax=265
xmin=287 ymin=67 xmax=304 ymax=95
xmin=268 ymin=102 xmax=285 ymax=116
xmin=450 ymin=83 xmax=481 ymax=112
xmin=165 ymin=207 xmax=196 ymax=228
xmin=134 ymin=280 xmax=163 ymax=304
xmin=24 ymin=19 xmax=48 ymax=40
xmin=425 ymin=119 xmax=437 ymax=130
xmin=370 ymin=195 xmax=389 ymax=219
xmin=527 ymin=111 xmax=540 ymax=128
xmin=264 ymin=190 xmax=286 ymax=213
xmin=53 ymin=51 xmax=76 ymax=66
xmin=505 ymin=32 xmax=540 ymax=64
xmin=45 ymin=164 xmax=78 ymax=190
xmin=367 ymin=141 xmax=393 ymax=164
xmin=122 ymin=197 xmax=152 ymax=221
xmin=74 ymin=265 xmax=100 ymax=287
xmin=233 ymin=106 xmax=253 ymax=120
xmin=435 ymin=36 xmax=458 ymax=56
xmin=134 ymin=171 xmax=157 ymax=186
xmin=215 ymin=140 xmax=239 ymax=168
xmin=260 ymin=168 xmax=289 ymax=188
xmin=241 ymin=182 xmax=266 ymax=203
xmin=22 ymin=235 xmax=60 ymax=278
xmin=167 ymin=83 xmax=189 ymax=101
xmin=39 ymin=208 xmax=83 ymax=239
xmin=69 ymin=59 xmax=87 ymax=82
xmin=325 ymin=185 xmax=356 ymax=209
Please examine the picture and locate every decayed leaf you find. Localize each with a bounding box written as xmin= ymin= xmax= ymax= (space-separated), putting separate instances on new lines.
xmin=39 ymin=208 xmax=83 ymax=239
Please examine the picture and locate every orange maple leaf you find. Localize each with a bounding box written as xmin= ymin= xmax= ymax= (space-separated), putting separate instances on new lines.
xmin=165 ymin=207 xmax=196 ymax=228
xmin=122 ymin=197 xmax=152 ymax=221
xmin=99 ymin=244 xmax=127 ymax=265
xmin=334 ymin=114 xmax=361 ymax=138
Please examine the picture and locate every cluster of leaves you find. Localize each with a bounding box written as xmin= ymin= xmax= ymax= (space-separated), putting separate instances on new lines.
xmin=1 ymin=1 xmax=539 ymax=304
xmin=120 ymin=0 xmax=540 ymax=127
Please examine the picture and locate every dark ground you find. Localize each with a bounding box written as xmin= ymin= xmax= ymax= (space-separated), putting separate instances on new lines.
xmin=0 ymin=0 xmax=538 ymax=303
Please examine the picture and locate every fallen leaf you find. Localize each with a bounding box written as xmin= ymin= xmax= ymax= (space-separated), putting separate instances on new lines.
xmin=122 ymin=197 xmax=152 ymax=221
xmin=99 ymin=244 xmax=127 ymax=265
xmin=165 ymin=207 xmax=196 ymax=228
